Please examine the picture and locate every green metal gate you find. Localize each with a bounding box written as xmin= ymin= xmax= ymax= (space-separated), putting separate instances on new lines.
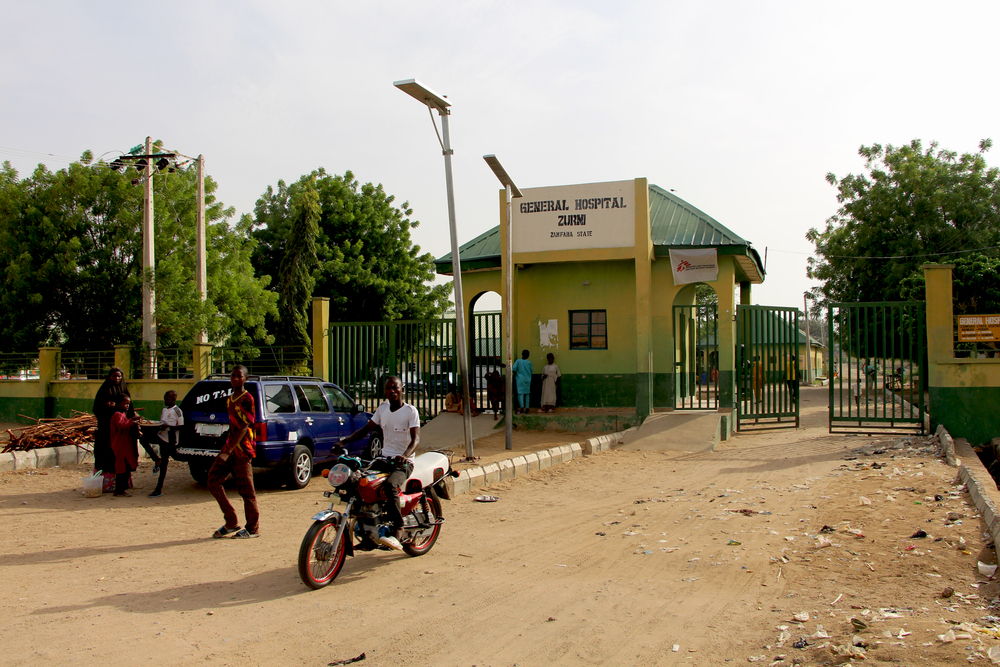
xmin=736 ymin=305 xmax=800 ymax=430
xmin=828 ymin=302 xmax=926 ymax=435
xmin=672 ymin=304 xmax=719 ymax=409
xmin=328 ymin=312 xmax=501 ymax=422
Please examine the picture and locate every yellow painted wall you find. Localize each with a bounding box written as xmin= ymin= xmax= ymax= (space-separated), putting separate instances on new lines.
xmin=511 ymin=260 xmax=636 ymax=374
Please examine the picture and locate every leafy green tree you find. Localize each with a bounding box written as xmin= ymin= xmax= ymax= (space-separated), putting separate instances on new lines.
xmin=807 ymin=139 xmax=1000 ymax=306
xmin=252 ymin=169 xmax=450 ymax=326
xmin=274 ymin=179 xmax=320 ymax=355
xmin=0 ymin=147 xmax=276 ymax=351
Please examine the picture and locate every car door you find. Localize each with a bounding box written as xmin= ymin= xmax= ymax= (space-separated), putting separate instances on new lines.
xmin=323 ymin=384 xmax=370 ymax=455
xmin=292 ymin=383 xmax=339 ymax=460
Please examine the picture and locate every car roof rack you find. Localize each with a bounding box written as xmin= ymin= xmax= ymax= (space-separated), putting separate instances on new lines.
xmin=202 ymin=374 xmax=325 ymax=382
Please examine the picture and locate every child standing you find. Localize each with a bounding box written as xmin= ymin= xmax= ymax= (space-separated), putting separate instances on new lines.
xmin=110 ymin=396 xmax=141 ymax=497
xmin=149 ymin=390 xmax=184 ymax=497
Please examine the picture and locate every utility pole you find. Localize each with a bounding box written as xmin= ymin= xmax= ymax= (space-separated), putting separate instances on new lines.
xmin=141 ymin=136 xmax=156 ymax=376
xmin=196 ymin=154 xmax=207 ymax=344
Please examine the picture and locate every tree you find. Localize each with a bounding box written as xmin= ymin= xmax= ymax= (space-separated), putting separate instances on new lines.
xmin=0 ymin=147 xmax=277 ymax=351
xmin=807 ymin=139 xmax=1000 ymax=306
xmin=252 ymin=169 xmax=451 ymax=326
xmin=274 ymin=179 xmax=320 ymax=355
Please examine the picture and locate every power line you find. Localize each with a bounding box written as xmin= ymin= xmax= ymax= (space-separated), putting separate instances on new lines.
xmin=774 ymin=244 xmax=1000 ymax=260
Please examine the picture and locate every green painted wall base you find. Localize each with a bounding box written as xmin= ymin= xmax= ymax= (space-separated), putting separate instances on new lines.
xmin=513 ymin=411 xmax=641 ymax=434
xmin=0 ymin=397 xmax=46 ymax=424
xmin=930 ymin=386 xmax=1000 ymax=446
xmin=552 ymin=374 xmax=636 ymax=407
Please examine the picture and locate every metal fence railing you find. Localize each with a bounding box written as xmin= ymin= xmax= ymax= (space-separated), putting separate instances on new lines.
xmin=131 ymin=348 xmax=193 ymax=380
xmin=211 ymin=346 xmax=312 ymax=377
xmin=0 ymin=352 xmax=41 ymax=380
xmin=61 ymin=350 xmax=115 ymax=380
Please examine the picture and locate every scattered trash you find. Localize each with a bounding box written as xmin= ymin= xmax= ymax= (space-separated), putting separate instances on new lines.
xmin=474 ymin=495 xmax=499 ymax=503
xmin=672 ymin=644 xmax=680 ymax=652
xmin=792 ymin=612 xmax=810 ymax=623
xmin=546 ymin=616 xmax=556 ymax=622
xmin=328 ymin=653 xmax=366 ymax=666
xmin=792 ymin=638 xmax=809 ymax=649
xmin=595 ymin=532 xmax=606 ymax=536
xmin=727 ymin=539 xmax=742 ymax=546
xmin=910 ymin=529 xmax=928 ymax=539
xmin=941 ymin=586 xmax=955 ymax=598
xmin=850 ymin=618 xmax=868 ymax=631
xmin=937 ymin=629 xmax=956 ymax=643
xmin=819 ymin=525 xmax=835 ymax=533
xmin=815 ymin=536 xmax=833 ymax=549
xmin=979 ymin=562 xmax=998 ymax=577
xmin=859 ymin=496 xmax=872 ymax=506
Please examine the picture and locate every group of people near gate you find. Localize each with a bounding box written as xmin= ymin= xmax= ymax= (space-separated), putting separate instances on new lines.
xmin=442 ymin=350 xmax=562 ymax=418
xmin=91 ymin=367 xmax=183 ymax=498
xmin=90 ymin=350 xmax=564 ymax=542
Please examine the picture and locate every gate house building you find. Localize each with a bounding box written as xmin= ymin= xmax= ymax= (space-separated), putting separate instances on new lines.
xmin=435 ymin=178 xmax=767 ymax=428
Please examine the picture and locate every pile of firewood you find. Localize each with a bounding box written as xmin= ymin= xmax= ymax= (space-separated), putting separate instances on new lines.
xmin=2 ymin=412 xmax=97 ymax=453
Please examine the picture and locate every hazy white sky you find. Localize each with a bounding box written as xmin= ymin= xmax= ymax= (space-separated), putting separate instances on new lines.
xmin=3 ymin=1 xmax=999 ymax=309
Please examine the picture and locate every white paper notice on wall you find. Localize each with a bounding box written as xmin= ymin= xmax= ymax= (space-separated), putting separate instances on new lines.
xmin=668 ymin=248 xmax=719 ymax=285
xmin=539 ymin=319 xmax=559 ymax=348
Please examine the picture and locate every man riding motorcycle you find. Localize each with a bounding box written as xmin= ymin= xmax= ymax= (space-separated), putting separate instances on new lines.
xmin=339 ymin=375 xmax=419 ymax=551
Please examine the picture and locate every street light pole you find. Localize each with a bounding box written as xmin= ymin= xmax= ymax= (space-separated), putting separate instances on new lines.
xmin=141 ymin=135 xmax=157 ymax=376
xmin=196 ymin=154 xmax=207 ymax=344
xmin=394 ymin=78 xmax=475 ymax=459
xmin=483 ymin=155 xmax=522 ymax=451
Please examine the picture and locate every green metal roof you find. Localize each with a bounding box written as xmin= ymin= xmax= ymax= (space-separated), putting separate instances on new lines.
xmin=436 ymin=184 xmax=765 ymax=281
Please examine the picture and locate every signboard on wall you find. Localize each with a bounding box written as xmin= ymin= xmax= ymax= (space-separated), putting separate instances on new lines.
xmin=511 ymin=179 xmax=635 ymax=253
xmin=957 ymin=314 xmax=1000 ymax=342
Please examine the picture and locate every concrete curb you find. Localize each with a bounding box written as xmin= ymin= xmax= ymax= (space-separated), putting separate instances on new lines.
xmin=939 ymin=424 xmax=1000 ymax=548
xmin=442 ymin=425 xmax=628 ymax=498
xmin=0 ymin=444 xmax=92 ymax=472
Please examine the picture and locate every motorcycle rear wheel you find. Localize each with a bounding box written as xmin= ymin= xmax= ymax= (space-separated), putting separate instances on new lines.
xmin=298 ymin=518 xmax=347 ymax=589
xmin=403 ymin=495 xmax=443 ymax=557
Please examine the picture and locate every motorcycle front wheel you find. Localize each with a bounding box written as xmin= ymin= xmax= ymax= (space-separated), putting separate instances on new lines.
xmin=298 ymin=518 xmax=347 ymax=589
xmin=403 ymin=495 xmax=443 ymax=557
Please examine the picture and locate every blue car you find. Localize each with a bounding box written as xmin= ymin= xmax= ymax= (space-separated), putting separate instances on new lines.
xmin=176 ymin=375 xmax=382 ymax=489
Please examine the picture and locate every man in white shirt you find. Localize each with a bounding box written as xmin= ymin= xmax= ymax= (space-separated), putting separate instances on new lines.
xmin=340 ymin=376 xmax=419 ymax=550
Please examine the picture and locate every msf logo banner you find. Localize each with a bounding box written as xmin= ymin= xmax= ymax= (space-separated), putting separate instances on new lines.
xmin=668 ymin=248 xmax=718 ymax=285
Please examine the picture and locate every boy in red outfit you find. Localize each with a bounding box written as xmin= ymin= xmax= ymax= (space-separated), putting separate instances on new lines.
xmin=207 ymin=365 xmax=260 ymax=539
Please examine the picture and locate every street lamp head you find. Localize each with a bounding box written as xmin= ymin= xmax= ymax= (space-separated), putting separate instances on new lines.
xmin=483 ymin=155 xmax=523 ymax=198
xmin=393 ymin=78 xmax=451 ymax=113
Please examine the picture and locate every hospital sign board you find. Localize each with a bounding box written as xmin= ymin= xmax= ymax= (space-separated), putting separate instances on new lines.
xmin=957 ymin=314 xmax=1000 ymax=342
xmin=511 ymin=179 xmax=635 ymax=253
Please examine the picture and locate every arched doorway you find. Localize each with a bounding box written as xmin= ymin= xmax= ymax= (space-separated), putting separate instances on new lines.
xmin=469 ymin=291 xmax=503 ymax=410
xmin=672 ymin=283 xmax=719 ymax=409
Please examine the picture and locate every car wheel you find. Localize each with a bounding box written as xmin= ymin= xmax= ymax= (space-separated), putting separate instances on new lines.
xmin=367 ymin=433 xmax=383 ymax=460
xmin=188 ymin=460 xmax=210 ymax=486
xmin=287 ymin=444 xmax=313 ymax=489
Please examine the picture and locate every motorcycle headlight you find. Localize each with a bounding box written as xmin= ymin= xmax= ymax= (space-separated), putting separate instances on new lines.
xmin=328 ymin=463 xmax=351 ymax=488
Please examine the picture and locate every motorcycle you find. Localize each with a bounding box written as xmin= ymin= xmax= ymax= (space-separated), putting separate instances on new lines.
xmin=298 ymin=450 xmax=458 ymax=589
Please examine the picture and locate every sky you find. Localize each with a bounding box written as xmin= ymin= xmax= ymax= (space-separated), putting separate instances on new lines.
xmin=3 ymin=1 xmax=1000 ymax=310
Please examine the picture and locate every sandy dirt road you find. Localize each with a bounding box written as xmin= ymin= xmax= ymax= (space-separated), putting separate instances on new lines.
xmin=1 ymin=387 xmax=996 ymax=666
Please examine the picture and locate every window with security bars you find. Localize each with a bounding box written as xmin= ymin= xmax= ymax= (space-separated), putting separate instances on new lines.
xmin=570 ymin=310 xmax=608 ymax=349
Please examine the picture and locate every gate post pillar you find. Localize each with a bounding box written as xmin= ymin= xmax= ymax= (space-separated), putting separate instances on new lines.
xmin=633 ymin=179 xmax=653 ymax=419
xmin=312 ymin=297 xmax=330 ymax=381
xmin=922 ymin=263 xmax=954 ymax=377
xmin=717 ymin=262 xmax=737 ymax=410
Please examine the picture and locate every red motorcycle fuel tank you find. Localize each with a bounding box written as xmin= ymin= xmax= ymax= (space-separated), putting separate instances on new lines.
xmin=357 ymin=471 xmax=389 ymax=503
